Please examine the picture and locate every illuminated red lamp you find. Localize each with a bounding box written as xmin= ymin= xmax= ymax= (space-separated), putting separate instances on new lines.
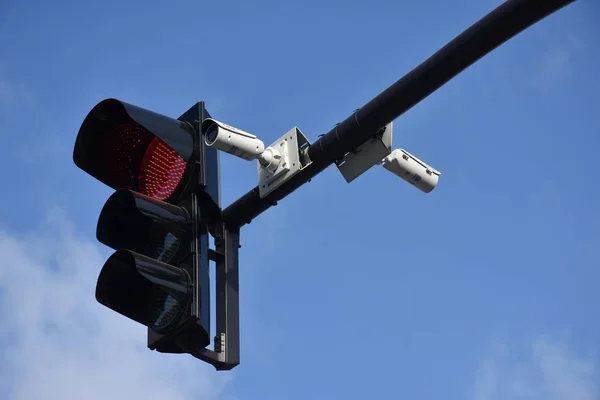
xmin=139 ymin=137 xmax=187 ymax=201
xmin=73 ymin=99 xmax=195 ymax=202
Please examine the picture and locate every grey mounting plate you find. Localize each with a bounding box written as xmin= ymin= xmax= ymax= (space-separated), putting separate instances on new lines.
xmin=336 ymin=122 xmax=393 ymax=183
xmin=257 ymin=127 xmax=310 ymax=198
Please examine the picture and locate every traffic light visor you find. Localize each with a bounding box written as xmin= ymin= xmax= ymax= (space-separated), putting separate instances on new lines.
xmin=97 ymin=189 xmax=191 ymax=263
xmin=73 ymin=99 xmax=195 ymax=201
xmin=96 ymin=250 xmax=191 ymax=333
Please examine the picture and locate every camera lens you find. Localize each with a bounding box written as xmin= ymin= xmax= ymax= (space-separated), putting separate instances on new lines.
xmin=205 ymin=124 xmax=219 ymax=144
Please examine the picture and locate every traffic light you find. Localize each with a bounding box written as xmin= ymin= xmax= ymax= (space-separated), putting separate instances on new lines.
xmin=73 ymin=98 xmax=230 ymax=361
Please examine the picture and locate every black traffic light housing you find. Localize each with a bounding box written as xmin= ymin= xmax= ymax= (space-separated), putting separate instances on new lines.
xmin=73 ymin=98 xmax=239 ymax=370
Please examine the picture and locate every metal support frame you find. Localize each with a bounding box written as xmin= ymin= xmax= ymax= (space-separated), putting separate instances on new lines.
xmin=146 ymin=102 xmax=240 ymax=370
xmin=191 ymin=224 xmax=240 ymax=370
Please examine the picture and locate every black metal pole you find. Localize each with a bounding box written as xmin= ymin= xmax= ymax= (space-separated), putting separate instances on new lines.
xmin=222 ymin=0 xmax=576 ymax=230
xmin=214 ymin=227 xmax=240 ymax=370
xmin=191 ymin=225 xmax=240 ymax=370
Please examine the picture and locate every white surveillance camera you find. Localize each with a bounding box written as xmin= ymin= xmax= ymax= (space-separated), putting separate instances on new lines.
xmin=381 ymin=149 xmax=441 ymax=193
xmin=202 ymin=118 xmax=265 ymax=161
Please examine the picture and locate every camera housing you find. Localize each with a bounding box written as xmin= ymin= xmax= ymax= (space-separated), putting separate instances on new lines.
xmin=202 ymin=118 xmax=265 ymax=161
xmin=381 ymin=149 xmax=440 ymax=193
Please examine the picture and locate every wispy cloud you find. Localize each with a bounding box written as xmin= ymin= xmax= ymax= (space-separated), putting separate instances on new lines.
xmin=535 ymin=46 xmax=573 ymax=92
xmin=0 ymin=207 xmax=234 ymax=399
xmin=13 ymin=132 xmax=70 ymax=165
xmin=0 ymin=79 xmax=37 ymax=108
xmin=471 ymin=336 xmax=598 ymax=400
xmin=531 ymin=31 xmax=586 ymax=94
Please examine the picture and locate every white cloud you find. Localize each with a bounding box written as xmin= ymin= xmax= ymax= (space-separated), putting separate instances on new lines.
xmin=14 ymin=132 xmax=70 ymax=165
xmin=471 ymin=336 xmax=598 ymax=400
xmin=531 ymin=32 xmax=587 ymax=95
xmin=0 ymin=79 xmax=37 ymax=107
xmin=0 ymin=207 xmax=234 ymax=400
xmin=536 ymin=46 xmax=573 ymax=91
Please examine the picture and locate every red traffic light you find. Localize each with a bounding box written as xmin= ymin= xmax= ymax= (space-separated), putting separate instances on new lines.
xmin=75 ymin=98 xmax=220 ymax=362
xmin=73 ymin=99 xmax=195 ymax=201
xmin=139 ymin=136 xmax=187 ymax=200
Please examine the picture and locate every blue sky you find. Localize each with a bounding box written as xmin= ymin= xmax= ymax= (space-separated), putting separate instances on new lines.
xmin=0 ymin=0 xmax=599 ymax=399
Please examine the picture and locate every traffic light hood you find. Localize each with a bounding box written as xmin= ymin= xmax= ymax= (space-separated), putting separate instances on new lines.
xmin=97 ymin=189 xmax=192 ymax=263
xmin=73 ymin=98 xmax=196 ymax=201
xmin=96 ymin=250 xmax=191 ymax=334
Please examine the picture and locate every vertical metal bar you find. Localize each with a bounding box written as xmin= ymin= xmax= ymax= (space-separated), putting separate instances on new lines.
xmin=197 ymin=102 xmax=213 ymax=341
xmin=191 ymin=190 xmax=212 ymax=336
xmin=214 ymin=227 xmax=240 ymax=370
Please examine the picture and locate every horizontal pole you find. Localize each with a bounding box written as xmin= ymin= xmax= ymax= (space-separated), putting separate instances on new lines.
xmin=222 ymin=0 xmax=576 ymax=230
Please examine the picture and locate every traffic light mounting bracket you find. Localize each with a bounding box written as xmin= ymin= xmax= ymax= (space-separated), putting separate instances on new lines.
xmin=140 ymin=102 xmax=240 ymax=370
xmin=191 ymin=223 xmax=240 ymax=371
xmin=189 ymin=103 xmax=240 ymax=371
